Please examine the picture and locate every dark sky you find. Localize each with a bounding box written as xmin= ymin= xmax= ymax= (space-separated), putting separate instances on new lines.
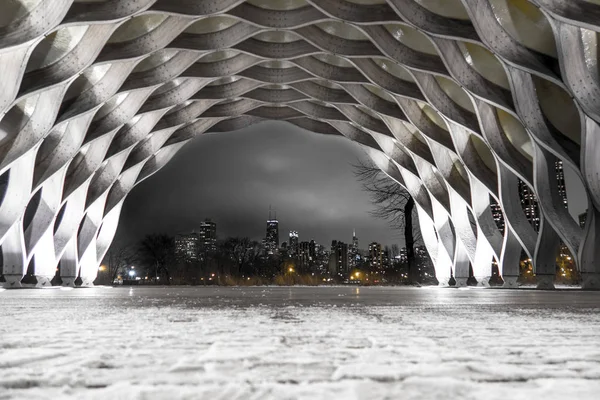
xmin=112 ymin=120 xmax=588 ymax=251
xmin=113 ymin=121 xmax=400 ymax=250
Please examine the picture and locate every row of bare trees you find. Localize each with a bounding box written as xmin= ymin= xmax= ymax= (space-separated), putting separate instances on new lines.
xmin=100 ymin=235 xmax=283 ymax=285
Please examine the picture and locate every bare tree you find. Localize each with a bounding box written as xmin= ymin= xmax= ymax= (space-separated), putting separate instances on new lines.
xmin=138 ymin=234 xmax=175 ymax=283
xmin=221 ymin=237 xmax=262 ymax=276
xmin=353 ymin=159 xmax=423 ymax=283
xmin=104 ymin=245 xmax=137 ymax=284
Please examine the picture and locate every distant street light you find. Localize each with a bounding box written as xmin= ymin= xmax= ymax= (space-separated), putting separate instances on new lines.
xmin=128 ymin=270 xmax=135 ymax=278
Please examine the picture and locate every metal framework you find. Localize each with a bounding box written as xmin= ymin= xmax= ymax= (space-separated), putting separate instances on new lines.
xmin=0 ymin=0 xmax=599 ymax=289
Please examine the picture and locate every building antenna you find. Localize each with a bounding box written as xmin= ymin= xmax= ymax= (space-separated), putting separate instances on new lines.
xmin=269 ymin=204 xmax=272 ymax=220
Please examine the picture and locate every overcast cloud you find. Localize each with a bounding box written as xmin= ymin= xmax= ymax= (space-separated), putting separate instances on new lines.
xmin=113 ymin=121 xmax=400 ymax=250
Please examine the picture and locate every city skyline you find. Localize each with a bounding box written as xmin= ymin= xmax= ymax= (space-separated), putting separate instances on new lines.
xmin=113 ymin=122 xmax=401 ymax=249
xmin=174 ymin=215 xmax=376 ymax=253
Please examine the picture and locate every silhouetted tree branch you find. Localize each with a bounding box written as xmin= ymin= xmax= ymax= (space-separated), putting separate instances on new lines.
xmin=138 ymin=234 xmax=175 ymax=283
xmin=221 ymin=237 xmax=262 ymax=276
xmin=353 ymin=159 xmax=423 ymax=283
xmin=105 ymin=245 xmax=137 ymax=284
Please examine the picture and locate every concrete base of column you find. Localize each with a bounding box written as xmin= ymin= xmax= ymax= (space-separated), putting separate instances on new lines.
xmin=437 ymin=276 xmax=451 ymax=287
xmin=20 ymin=274 xmax=38 ymax=287
xmin=454 ymin=277 xmax=468 ymax=287
xmin=502 ymin=276 xmax=519 ymax=289
xmin=61 ymin=276 xmax=76 ymax=287
xmin=536 ymin=274 xmax=556 ymax=290
xmin=581 ymin=273 xmax=600 ymax=290
xmin=35 ymin=276 xmax=53 ymax=288
xmin=1 ymin=274 xmax=23 ymax=288
xmin=474 ymin=276 xmax=491 ymax=287
xmin=79 ymin=277 xmax=95 ymax=287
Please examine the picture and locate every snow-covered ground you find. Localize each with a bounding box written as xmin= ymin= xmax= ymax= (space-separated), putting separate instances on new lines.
xmin=1 ymin=286 xmax=600 ymax=399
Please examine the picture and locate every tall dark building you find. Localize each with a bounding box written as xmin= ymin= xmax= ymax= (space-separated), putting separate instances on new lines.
xmin=174 ymin=233 xmax=198 ymax=262
xmin=518 ymin=180 xmax=540 ymax=232
xmin=415 ymin=246 xmax=435 ymax=280
xmin=329 ymin=240 xmax=349 ymax=276
xmin=399 ymin=247 xmax=408 ymax=264
xmin=490 ymin=196 xmax=505 ymax=234
xmin=298 ymin=241 xmax=311 ymax=269
xmin=349 ymin=229 xmax=359 ymax=268
xmin=518 ymin=161 xmax=568 ymax=232
xmin=555 ymin=160 xmax=568 ymax=209
xmin=198 ymin=219 xmax=217 ymax=253
xmin=309 ymin=239 xmax=316 ymax=261
xmin=289 ymin=231 xmax=299 ymax=256
xmin=265 ymin=208 xmax=279 ymax=254
xmin=369 ymin=242 xmax=383 ymax=270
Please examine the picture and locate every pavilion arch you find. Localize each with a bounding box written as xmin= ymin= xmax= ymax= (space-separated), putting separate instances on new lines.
xmin=0 ymin=0 xmax=599 ymax=289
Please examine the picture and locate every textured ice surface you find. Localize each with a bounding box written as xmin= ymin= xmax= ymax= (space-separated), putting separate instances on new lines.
xmin=1 ymin=286 xmax=600 ymax=399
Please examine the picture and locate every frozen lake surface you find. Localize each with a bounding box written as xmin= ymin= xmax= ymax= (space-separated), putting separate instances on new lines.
xmin=1 ymin=286 xmax=600 ymax=399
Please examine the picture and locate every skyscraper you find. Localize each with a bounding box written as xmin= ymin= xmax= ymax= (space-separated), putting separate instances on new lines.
xmin=174 ymin=233 xmax=199 ymax=262
xmin=309 ymin=239 xmax=316 ymax=261
xmin=298 ymin=241 xmax=311 ymax=269
xmin=349 ymin=229 xmax=359 ymax=268
xmin=265 ymin=207 xmax=279 ymax=254
xmin=518 ymin=161 xmax=568 ymax=232
xmin=198 ymin=219 xmax=217 ymax=253
xmin=369 ymin=242 xmax=383 ymax=271
xmin=518 ymin=180 xmax=540 ymax=232
xmin=329 ymin=240 xmax=349 ymax=276
xmin=415 ymin=246 xmax=435 ymax=280
xmin=490 ymin=196 xmax=505 ymax=234
xmin=555 ymin=160 xmax=568 ymax=209
xmin=289 ymin=231 xmax=299 ymax=256
xmin=399 ymin=247 xmax=408 ymax=264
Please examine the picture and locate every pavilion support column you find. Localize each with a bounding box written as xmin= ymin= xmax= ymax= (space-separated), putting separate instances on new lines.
xmin=94 ymin=202 xmax=124 ymax=274
xmin=534 ymin=216 xmax=560 ymax=290
xmin=469 ymin=181 xmax=503 ymax=286
xmin=29 ymin=231 xmax=56 ymax=287
xmin=78 ymin=248 xmax=99 ymax=287
xmin=448 ymin=191 xmax=477 ymax=277
xmin=435 ymin=234 xmax=454 ymax=286
xmin=453 ymin=243 xmax=471 ymax=287
xmin=579 ymin=206 xmax=600 ymax=290
xmin=416 ymin=206 xmax=451 ymax=286
xmin=59 ymin=237 xmax=79 ymax=287
xmin=500 ymin=226 xmax=522 ymax=288
xmin=472 ymin=232 xmax=494 ymax=287
xmin=0 ymin=223 xmax=26 ymax=288
xmin=579 ymin=117 xmax=600 ymax=289
xmin=432 ymin=201 xmax=457 ymax=286
xmin=24 ymin=171 xmax=64 ymax=287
